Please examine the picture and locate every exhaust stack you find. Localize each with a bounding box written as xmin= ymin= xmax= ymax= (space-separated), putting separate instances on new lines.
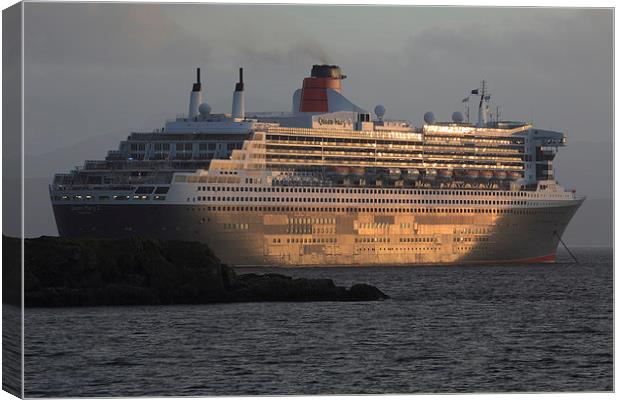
xmin=299 ymin=65 xmax=346 ymax=113
xmin=231 ymin=67 xmax=245 ymax=119
xmin=188 ymin=67 xmax=203 ymax=119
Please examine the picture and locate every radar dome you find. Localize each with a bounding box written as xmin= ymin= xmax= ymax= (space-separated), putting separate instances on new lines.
xmin=198 ymin=103 xmax=212 ymax=116
xmin=374 ymin=104 xmax=386 ymax=119
xmin=423 ymin=111 xmax=435 ymax=124
xmin=451 ymin=111 xmax=464 ymax=123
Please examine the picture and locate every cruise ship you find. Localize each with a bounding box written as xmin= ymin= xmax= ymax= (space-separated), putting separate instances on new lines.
xmin=50 ymin=65 xmax=584 ymax=266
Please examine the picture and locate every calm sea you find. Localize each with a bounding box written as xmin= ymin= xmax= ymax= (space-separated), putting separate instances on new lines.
xmin=22 ymin=248 xmax=612 ymax=396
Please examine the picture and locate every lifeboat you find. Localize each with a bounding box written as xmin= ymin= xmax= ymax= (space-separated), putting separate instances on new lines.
xmin=388 ymin=168 xmax=402 ymax=180
xmin=348 ymin=167 xmax=365 ymax=176
xmin=425 ymin=169 xmax=437 ymax=181
xmin=403 ymin=169 xmax=420 ymax=181
xmin=493 ymin=170 xmax=507 ymax=180
xmin=438 ymin=169 xmax=453 ymax=180
xmin=466 ymin=170 xmax=479 ymax=180
xmin=454 ymin=169 xmax=466 ymax=179
xmin=508 ymin=171 xmax=521 ymax=181
xmin=364 ymin=169 xmax=378 ymax=180
xmin=478 ymin=170 xmax=493 ymax=181
xmin=329 ymin=166 xmax=350 ymax=176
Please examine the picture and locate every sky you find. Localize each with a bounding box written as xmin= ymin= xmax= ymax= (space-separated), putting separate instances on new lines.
xmin=16 ymin=3 xmax=613 ymax=244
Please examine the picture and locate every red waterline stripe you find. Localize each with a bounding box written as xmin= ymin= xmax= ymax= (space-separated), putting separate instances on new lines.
xmin=476 ymin=253 xmax=557 ymax=265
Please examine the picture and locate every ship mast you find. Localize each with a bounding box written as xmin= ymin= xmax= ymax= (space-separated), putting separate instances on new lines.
xmin=476 ymin=80 xmax=488 ymax=127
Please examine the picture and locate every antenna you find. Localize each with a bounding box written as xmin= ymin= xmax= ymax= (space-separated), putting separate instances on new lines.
xmin=476 ymin=80 xmax=484 ymax=126
xmin=197 ymin=68 xmax=201 ymax=84
xmin=475 ymin=80 xmax=491 ymax=127
xmin=462 ymin=95 xmax=471 ymax=124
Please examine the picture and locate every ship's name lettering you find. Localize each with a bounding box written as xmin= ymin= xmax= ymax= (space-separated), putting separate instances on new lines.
xmin=317 ymin=117 xmax=349 ymax=126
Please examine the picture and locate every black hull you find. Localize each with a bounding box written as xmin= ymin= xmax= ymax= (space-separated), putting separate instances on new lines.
xmin=52 ymin=201 xmax=583 ymax=267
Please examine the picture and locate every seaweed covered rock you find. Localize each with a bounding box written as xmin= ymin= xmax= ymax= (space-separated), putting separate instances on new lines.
xmin=4 ymin=236 xmax=389 ymax=307
xmin=19 ymin=236 xmax=231 ymax=307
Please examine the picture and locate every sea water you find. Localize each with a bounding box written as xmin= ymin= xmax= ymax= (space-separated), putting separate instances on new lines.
xmin=21 ymin=248 xmax=612 ymax=396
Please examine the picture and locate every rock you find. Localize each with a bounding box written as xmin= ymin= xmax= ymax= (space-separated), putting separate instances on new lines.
xmin=347 ymin=283 xmax=390 ymax=301
xmin=230 ymin=274 xmax=349 ymax=302
xmin=3 ymin=235 xmax=389 ymax=307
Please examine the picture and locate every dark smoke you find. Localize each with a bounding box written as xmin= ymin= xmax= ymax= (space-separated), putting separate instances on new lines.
xmin=298 ymin=38 xmax=331 ymax=64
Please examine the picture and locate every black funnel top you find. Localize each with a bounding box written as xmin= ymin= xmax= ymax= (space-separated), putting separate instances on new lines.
xmin=192 ymin=67 xmax=202 ymax=91
xmin=311 ymin=64 xmax=345 ymax=79
xmin=235 ymin=67 xmax=244 ymax=91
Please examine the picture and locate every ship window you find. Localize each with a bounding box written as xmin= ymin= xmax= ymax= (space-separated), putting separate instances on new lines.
xmin=176 ymin=143 xmax=193 ymax=151
xmin=155 ymin=186 xmax=170 ymax=194
xmin=136 ymin=186 xmax=155 ymax=194
xmin=130 ymin=143 xmax=146 ymax=151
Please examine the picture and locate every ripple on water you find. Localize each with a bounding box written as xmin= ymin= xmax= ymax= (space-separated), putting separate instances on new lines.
xmin=23 ymin=248 xmax=612 ymax=396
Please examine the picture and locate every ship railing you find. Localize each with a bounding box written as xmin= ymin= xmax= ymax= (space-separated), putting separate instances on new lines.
xmin=85 ymin=160 xmax=208 ymax=171
xmin=163 ymin=113 xmax=191 ymax=122
xmin=50 ymin=184 xmax=134 ymax=191
xmin=263 ymin=126 xmax=423 ymax=142
xmin=50 ymin=179 xmax=175 ymax=191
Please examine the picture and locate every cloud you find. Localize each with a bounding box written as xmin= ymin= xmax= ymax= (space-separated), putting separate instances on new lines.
xmin=25 ymin=3 xmax=213 ymax=69
xmin=405 ymin=10 xmax=612 ymax=81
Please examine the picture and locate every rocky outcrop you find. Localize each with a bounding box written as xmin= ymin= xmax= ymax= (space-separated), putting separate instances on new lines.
xmin=230 ymin=274 xmax=388 ymax=302
xmin=3 ymin=236 xmax=388 ymax=307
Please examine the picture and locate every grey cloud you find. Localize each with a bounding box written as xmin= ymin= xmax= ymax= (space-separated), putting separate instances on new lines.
xmin=25 ymin=3 xmax=213 ymax=69
xmin=406 ymin=11 xmax=612 ymax=79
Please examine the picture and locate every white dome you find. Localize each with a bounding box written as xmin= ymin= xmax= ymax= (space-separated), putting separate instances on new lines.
xmin=198 ymin=103 xmax=212 ymax=116
xmin=374 ymin=104 xmax=386 ymax=119
xmin=451 ymin=111 xmax=464 ymax=123
xmin=423 ymin=111 xmax=435 ymax=124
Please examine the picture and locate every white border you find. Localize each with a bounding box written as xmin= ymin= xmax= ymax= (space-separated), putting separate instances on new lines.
xmin=0 ymin=1 xmax=616 ymax=400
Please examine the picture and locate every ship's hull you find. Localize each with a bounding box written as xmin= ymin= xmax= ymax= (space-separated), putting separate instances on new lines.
xmin=53 ymin=199 xmax=583 ymax=267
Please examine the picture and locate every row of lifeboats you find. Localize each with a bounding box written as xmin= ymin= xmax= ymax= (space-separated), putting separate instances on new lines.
xmin=327 ymin=167 xmax=521 ymax=181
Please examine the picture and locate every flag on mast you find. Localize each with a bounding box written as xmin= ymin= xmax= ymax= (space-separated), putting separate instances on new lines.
xmin=462 ymin=96 xmax=469 ymax=103
xmin=471 ymin=89 xmax=479 ymax=95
